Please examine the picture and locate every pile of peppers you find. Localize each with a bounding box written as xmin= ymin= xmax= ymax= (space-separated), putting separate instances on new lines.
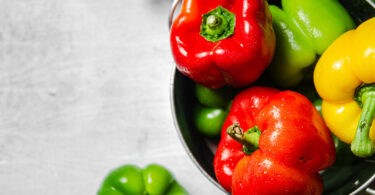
xmin=171 ymin=0 xmax=375 ymax=194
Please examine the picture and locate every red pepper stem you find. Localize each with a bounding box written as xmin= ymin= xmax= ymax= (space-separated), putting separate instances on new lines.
xmin=200 ymin=6 xmax=235 ymax=42
xmin=227 ymin=123 xmax=261 ymax=154
xmin=351 ymin=86 xmax=375 ymax=158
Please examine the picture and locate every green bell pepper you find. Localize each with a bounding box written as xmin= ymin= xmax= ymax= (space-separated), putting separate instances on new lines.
xmin=193 ymin=84 xmax=235 ymax=137
xmin=268 ymin=0 xmax=355 ymax=87
xmin=98 ymin=164 xmax=188 ymax=195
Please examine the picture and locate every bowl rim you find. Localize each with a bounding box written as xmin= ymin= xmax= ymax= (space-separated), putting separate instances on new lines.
xmin=169 ymin=67 xmax=228 ymax=193
xmin=349 ymin=173 xmax=375 ymax=195
xmin=168 ymin=1 xmax=227 ymax=192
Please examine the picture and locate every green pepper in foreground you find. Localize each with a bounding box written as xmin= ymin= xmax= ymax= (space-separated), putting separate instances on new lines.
xmin=98 ymin=164 xmax=188 ymax=195
xmin=268 ymin=0 xmax=355 ymax=87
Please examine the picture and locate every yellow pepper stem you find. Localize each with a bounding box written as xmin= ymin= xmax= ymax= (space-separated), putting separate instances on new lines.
xmin=351 ymin=86 xmax=375 ymax=158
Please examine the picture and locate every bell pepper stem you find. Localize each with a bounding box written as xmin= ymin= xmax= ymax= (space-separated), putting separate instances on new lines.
xmin=227 ymin=123 xmax=261 ymax=154
xmin=351 ymin=86 xmax=375 ymax=158
xmin=207 ymin=15 xmax=222 ymax=28
xmin=200 ymin=6 xmax=235 ymax=42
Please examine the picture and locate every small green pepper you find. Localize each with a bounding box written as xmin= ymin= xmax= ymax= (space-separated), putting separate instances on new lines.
xmin=98 ymin=164 xmax=188 ymax=195
xmin=193 ymin=106 xmax=227 ymax=137
xmin=194 ymin=83 xmax=234 ymax=108
xmin=193 ymin=84 xmax=235 ymax=137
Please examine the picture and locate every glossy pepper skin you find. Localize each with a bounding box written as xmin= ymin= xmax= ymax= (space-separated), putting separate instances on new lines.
xmin=98 ymin=164 xmax=188 ymax=195
xmin=170 ymin=0 xmax=275 ymax=88
xmin=268 ymin=0 xmax=354 ymax=87
xmin=314 ymin=18 xmax=375 ymax=158
xmin=214 ymin=87 xmax=335 ymax=194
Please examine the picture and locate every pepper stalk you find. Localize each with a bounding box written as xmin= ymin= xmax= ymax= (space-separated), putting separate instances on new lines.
xmin=352 ymin=84 xmax=375 ymax=157
xmin=200 ymin=6 xmax=236 ymax=42
xmin=227 ymin=123 xmax=261 ymax=155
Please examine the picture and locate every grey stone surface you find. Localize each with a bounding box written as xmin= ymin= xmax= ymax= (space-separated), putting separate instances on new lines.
xmin=0 ymin=0 xmax=224 ymax=194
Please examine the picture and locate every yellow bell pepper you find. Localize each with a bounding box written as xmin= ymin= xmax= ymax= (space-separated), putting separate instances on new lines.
xmin=314 ymin=17 xmax=375 ymax=158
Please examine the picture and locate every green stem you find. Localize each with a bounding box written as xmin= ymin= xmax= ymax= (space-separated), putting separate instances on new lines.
xmin=207 ymin=15 xmax=222 ymax=28
xmin=351 ymin=85 xmax=375 ymax=158
xmin=200 ymin=6 xmax=235 ymax=42
xmin=227 ymin=123 xmax=261 ymax=155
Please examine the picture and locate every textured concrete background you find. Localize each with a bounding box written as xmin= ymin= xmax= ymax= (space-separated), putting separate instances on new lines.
xmin=0 ymin=0 xmax=224 ymax=194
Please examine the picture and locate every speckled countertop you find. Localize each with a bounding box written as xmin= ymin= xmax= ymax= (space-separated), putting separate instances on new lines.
xmin=0 ymin=0 xmax=223 ymax=194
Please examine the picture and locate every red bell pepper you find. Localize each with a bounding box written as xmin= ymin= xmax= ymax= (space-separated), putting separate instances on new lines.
xmin=214 ymin=87 xmax=336 ymax=194
xmin=170 ymin=0 xmax=275 ymax=88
